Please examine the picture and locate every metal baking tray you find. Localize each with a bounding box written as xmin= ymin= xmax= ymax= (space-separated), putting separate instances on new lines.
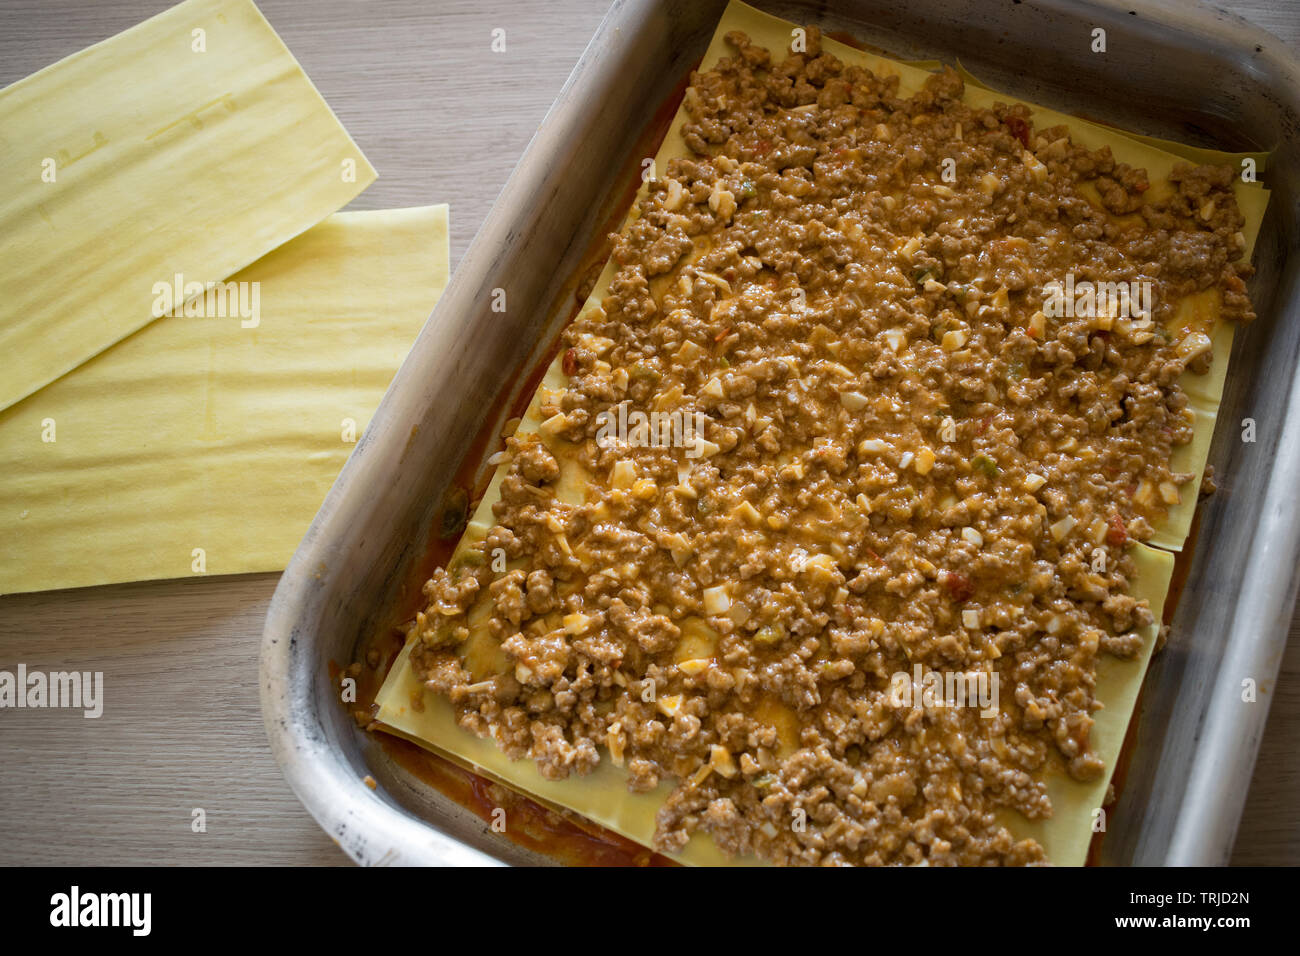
xmin=260 ymin=0 xmax=1300 ymax=866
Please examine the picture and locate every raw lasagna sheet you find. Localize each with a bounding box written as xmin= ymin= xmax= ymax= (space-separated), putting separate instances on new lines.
xmin=0 ymin=0 xmax=376 ymax=412
xmin=0 ymin=205 xmax=448 ymax=595
xmin=376 ymin=0 xmax=1268 ymax=865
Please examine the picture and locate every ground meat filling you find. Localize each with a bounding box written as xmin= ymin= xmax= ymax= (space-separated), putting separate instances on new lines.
xmin=408 ymin=29 xmax=1255 ymax=866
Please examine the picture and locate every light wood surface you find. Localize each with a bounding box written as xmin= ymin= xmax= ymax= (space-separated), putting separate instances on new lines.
xmin=0 ymin=0 xmax=1295 ymax=866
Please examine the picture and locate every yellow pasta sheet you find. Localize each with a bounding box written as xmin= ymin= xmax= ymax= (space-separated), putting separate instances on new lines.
xmin=376 ymin=0 xmax=1268 ymax=866
xmin=0 ymin=0 xmax=376 ymax=412
xmin=0 ymin=205 xmax=449 ymax=595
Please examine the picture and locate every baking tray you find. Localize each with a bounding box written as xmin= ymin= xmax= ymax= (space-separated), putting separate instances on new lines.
xmin=260 ymin=0 xmax=1300 ymax=866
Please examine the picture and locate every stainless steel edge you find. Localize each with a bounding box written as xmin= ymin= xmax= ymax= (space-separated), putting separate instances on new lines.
xmin=261 ymin=0 xmax=1300 ymax=866
xmin=1167 ymin=270 xmax=1300 ymax=866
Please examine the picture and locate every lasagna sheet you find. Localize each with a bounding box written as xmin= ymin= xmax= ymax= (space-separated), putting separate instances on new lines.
xmin=0 ymin=206 xmax=449 ymax=594
xmin=0 ymin=0 xmax=375 ymax=411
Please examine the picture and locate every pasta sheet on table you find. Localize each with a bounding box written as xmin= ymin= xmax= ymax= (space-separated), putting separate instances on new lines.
xmin=0 ymin=0 xmax=375 ymax=411
xmin=0 ymin=205 xmax=449 ymax=595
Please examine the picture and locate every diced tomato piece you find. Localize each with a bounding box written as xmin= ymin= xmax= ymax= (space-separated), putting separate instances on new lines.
xmin=562 ymin=348 xmax=578 ymax=376
xmin=943 ymin=570 xmax=974 ymax=603
xmin=1106 ymin=513 xmax=1128 ymax=547
xmin=1005 ymin=115 xmax=1031 ymax=149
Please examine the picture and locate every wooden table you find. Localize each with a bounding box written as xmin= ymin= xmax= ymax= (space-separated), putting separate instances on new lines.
xmin=1 ymin=0 xmax=1295 ymax=866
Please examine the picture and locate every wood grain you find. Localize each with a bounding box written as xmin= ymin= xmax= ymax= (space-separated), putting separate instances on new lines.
xmin=0 ymin=0 xmax=1295 ymax=866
